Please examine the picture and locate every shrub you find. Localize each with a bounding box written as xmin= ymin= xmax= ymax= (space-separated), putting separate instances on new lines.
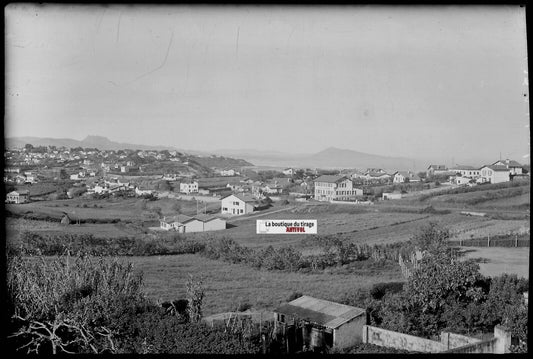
xmin=369 ymin=282 xmax=404 ymax=300
xmin=287 ymin=291 xmax=303 ymax=302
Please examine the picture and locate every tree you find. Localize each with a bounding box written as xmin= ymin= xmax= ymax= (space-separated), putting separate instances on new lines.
xmin=411 ymin=222 xmax=451 ymax=255
xmin=185 ymin=275 xmax=204 ymax=324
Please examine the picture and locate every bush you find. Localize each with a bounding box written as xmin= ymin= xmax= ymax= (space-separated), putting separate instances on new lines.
xmin=369 ymin=282 xmax=404 ymax=300
xmin=287 ymin=291 xmax=303 ymax=302
xmin=6 ymin=254 xmax=262 ymax=354
xmin=15 ymin=231 xmax=206 ymax=257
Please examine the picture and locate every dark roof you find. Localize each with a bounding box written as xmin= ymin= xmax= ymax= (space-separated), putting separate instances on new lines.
xmin=163 ymin=214 xmax=195 ymax=224
xmin=482 ymin=165 xmax=511 ymax=172
xmin=452 ymin=165 xmax=479 ymax=171
xmin=274 ymin=295 xmax=365 ymax=329
xmin=366 ymin=172 xmax=390 ymax=177
xmin=492 ymin=159 xmax=522 ymax=167
xmin=314 ymin=175 xmax=347 ymax=183
xmin=194 ymin=214 xmax=224 ymax=222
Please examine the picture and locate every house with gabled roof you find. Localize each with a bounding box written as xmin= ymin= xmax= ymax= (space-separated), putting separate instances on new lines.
xmin=274 ymin=295 xmax=366 ymax=352
xmin=492 ymin=159 xmax=524 ymax=175
xmin=221 ymin=194 xmax=257 ymax=215
xmin=427 ymin=164 xmax=448 ymax=177
xmin=393 ymin=171 xmax=421 ymax=183
xmin=479 ymin=165 xmax=510 ymax=184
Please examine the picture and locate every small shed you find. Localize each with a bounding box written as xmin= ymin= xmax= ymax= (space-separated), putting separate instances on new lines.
xmin=382 ymin=191 xmax=402 ymax=200
xmin=274 ymin=295 xmax=366 ymax=352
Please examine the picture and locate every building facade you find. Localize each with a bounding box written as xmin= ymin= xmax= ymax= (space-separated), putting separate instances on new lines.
xmin=480 ymin=165 xmax=510 ymax=184
xmin=221 ymin=194 xmax=256 ymax=215
xmin=180 ymin=181 xmax=199 ymax=194
xmin=314 ymin=175 xmax=362 ymax=202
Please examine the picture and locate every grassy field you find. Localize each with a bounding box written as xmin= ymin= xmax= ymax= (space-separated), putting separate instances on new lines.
xmin=6 ymin=196 xmax=220 ymax=222
xmin=459 ymin=247 xmax=530 ymax=278
xmin=127 ymin=253 xmax=404 ymax=316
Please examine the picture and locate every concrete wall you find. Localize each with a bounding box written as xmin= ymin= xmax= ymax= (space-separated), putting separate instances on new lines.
xmin=444 ymin=325 xmax=511 ymax=354
xmin=204 ymin=218 xmax=226 ymax=231
xmin=444 ymin=338 xmax=497 ymax=353
xmin=334 ymin=314 xmax=366 ymax=349
xmin=362 ymin=325 xmax=446 ymax=353
xmin=184 ymin=220 xmax=204 ymax=233
xmin=440 ymin=332 xmax=481 ymax=350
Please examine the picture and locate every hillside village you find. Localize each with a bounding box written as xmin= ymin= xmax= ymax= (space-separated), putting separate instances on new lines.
xmin=4 ymin=143 xmax=530 ymax=232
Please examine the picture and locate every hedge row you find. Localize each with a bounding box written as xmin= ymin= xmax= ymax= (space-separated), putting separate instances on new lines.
xmin=201 ymin=237 xmax=414 ymax=273
xmin=15 ymin=231 xmax=205 ymax=256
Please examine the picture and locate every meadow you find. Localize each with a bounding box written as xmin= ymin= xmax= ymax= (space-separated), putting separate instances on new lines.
xmin=126 ymin=253 xmax=404 ymax=316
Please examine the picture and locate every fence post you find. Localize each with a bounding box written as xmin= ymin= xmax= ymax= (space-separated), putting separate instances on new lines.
xmin=487 ymin=235 xmax=490 ymax=247
xmin=515 ymin=234 xmax=518 ymax=247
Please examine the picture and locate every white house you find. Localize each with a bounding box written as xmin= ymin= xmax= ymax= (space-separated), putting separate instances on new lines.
xmin=479 ymin=165 xmax=510 ymax=184
xmin=221 ymin=194 xmax=257 ymax=215
xmin=450 ymin=165 xmax=481 ymax=178
xmin=180 ymin=181 xmax=199 ymax=194
xmin=393 ymin=171 xmax=420 ymax=183
xmin=492 ymin=159 xmax=524 ymax=175
xmin=135 ymin=187 xmax=155 ymax=196
xmin=314 ymin=175 xmax=362 ymax=202
xmin=454 ymin=176 xmax=474 ymax=186
xmin=426 ymin=165 xmax=448 ymax=177
xmin=282 ymin=168 xmax=295 ymax=176
xmin=6 ymin=190 xmax=30 ymax=204
xmin=220 ymin=169 xmax=236 ymax=176
xmin=160 ymin=215 xmax=195 ymax=232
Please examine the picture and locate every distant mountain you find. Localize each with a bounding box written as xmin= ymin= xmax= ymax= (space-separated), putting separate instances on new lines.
xmin=6 ymin=135 xmax=178 ymax=152
xmin=5 ymin=136 xmax=445 ymax=171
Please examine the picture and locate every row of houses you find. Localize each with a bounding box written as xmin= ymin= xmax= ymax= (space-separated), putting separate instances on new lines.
xmin=159 ymin=214 xmax=226 ymax=233
xmin=429 ymin=159 xmax=527 ymax=184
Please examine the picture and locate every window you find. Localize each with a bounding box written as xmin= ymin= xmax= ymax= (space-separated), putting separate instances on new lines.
xmin=240 ymin=209 xmax=244 ymax=213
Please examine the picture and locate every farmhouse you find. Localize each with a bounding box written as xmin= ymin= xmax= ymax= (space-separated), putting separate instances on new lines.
xmin=180 ymin=181 xmax=199 ymax=194
xmin=274 ymin=296 xmax=366 ymax=352
xmin=314 ymin=175 xmax=362 ymax=202
xmin=450 ymin=165 xmax=481 ymax=178
xmin=427 ymin=164 xmax=448 ymax=177
xmin=393 ymin=171 xmax=420 ymax=183
xmin=221 ymin=194 xmax=257 ymax=215
xmin=5 ymin=190 xmax=30 ymax=204
xmin=492 ymin=159 xmax=524 ymax=175
xmin=479 ymin=165 xmax=510 ymax=184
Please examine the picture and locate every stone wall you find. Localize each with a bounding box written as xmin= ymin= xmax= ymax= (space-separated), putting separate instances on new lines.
xmin=362 ymin=325 xmax=446 ymax=353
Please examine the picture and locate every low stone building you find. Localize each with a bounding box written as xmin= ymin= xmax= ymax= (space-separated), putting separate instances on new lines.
xmin=273 ymin=295 xmax=366 ymax=352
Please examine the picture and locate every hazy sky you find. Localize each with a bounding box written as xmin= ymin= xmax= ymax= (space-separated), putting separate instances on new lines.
xmin=4 ymin=5 xmax=529 ymax=162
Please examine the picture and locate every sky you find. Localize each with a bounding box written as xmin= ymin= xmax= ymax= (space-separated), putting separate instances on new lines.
xmin=4 ymin=5 xmax=529 ymax=163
